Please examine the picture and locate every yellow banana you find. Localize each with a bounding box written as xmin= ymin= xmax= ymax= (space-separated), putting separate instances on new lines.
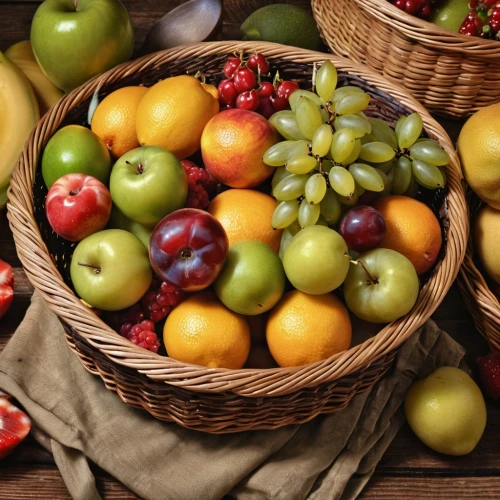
xmin=5 ymin=41 xmax=63 ymax=116
xmin=0 ymin=51 xmax=40 ymax=208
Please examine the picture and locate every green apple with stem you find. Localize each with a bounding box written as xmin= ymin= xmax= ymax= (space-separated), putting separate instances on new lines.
xmin=70 ymin=229 xmax=152 ymax=311
xmin=30 ymin=0 xmax=134 ymax=93
xmin=41 ymin=125 xmax=112 ymax=189
xmin=343 ymin=248 xmax=419 ymax=323
xmin=110 ymin=146 xmax=188 ymax=227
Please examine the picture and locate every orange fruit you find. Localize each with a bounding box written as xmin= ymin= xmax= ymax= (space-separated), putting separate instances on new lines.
xmin=372 ymin=195 xmax=442 ymax=275
xmin=136 ymin=75 xmax=219 ymax=159
xmin=200 ymin=108 xmax=278 ymax=188
xmin=266 ymin=290 xmax=352 ymax=367
xmin=163 ymin=292 xmax=250 ymax=369
xmin=207 ymin=188 xmax=282 ymax=252
xmin=91 ymin=86 xmax=148 ymax=158
xmin=457 ymin=102 xmax=500 ymax=209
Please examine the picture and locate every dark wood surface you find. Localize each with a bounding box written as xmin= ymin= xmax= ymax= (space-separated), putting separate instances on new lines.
xmin=0 ymin=0 xmax=498 ymax=498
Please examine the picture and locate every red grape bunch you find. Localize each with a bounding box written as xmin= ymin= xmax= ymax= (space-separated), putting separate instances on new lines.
xmin=389 ymin=0 xmax=437 ymax=19
xmin=459 ymin=0 xmax=500 ymax=38
xmin=217 ymin=53 xmax=299 ymax=118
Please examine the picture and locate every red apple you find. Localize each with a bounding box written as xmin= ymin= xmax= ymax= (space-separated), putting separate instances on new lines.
xmin=45 ymin=173 xmax=112 ymax=242
xmin=0 ymin=397 xmax=31 ymax=460
xmin=149 ymin=208 xmax=229 ymax=292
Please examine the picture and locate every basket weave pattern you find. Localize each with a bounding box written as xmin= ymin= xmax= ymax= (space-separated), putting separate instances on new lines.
xmin=312 ymin=0 xmax=500 ymax=118
xmin=7 ymin=42 xmax=468 ymax=433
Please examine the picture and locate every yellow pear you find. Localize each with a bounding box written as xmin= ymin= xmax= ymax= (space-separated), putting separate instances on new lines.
xmin=405 ymin=366 xmax=486 ymax=456
xmin=473 ymin=204 xmax=500 ymax=285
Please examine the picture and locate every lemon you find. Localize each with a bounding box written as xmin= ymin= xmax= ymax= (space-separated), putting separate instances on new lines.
xmin=136 ymin=75 xmax=219 ymax=160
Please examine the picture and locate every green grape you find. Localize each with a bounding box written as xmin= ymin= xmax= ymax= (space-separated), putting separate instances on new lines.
xmin=375 ymin=168 xmax=392 ymax=196
xmin=412 ymin=159 xmax=446 ymax=189
xmin=329 ymin=166 xmax=355 ymax=197
xmin=403 ymin=174 xmax=419 ymax=198
xmin=329 ymin=86 xmax=363 ymax=106
xmin=359 ymin=142 xmax=396 ymax=163
xmin=286 ymin=154 xmax=318 ymax=174
xmin=272 ymin=167 xmax=293 ymax=190
xmin=335 ymin=92 xmax=371 ymax=115
xmin=312 ymin=124 xmax=333 ymax=157
xmin=269 ymin=111 xmax=307 ymax=141
xmin=360 ymin=133 xmax=377 ymax=145
xmin=334 ymin=114 xmax=371 ymax=138
xmin=348 ymin=163 xmax=385 ymax=192
xmin=368 ymin=117 xmax=398 ymax=149
xmin=279 ymin=223 xmax=301 ymax=259
xmin=320 ymin=188 xmax=341 ymax=224
xmin=272 ymin=200 xmax=300 ymax=229
xmin=330 ymin=128 xmax=356 ymax=163
xmin=321 ymin=158 xmax=334 ymax=173
xmin=316 ymin=215 xmax=329 ymax=227
xmin=337 ymin=189 xmax=359 ymax=207
xmin=305 ymin=173 xmax=327 ymax=205
xmin=315 ymin=60 xmax=338 ymax=102
xmin=295 ymin=96 xmax=324 ymax=140
xmin=395 ymin=115 xmax=407 ymax=139
xmin=391 ymin=156 xmax=412 ymax=195
xmin=273 ymin=174 xmax=309 ymax=201
xmin=263 ymin=140 xmax=310 ymax=166
xmin=372 ymin=158 xmax=396 ymax=174
xmin=298 ymin=198 xmax=321 ymax=227
xmin=409 ymin=141 xmax=450 ymax=166
xmin=289 ymin=89 xmax=323 ymax=110
xmin=397 ymin=112 xmax=423 ymax=150
xmin=342 ymin=139 xmax=362 ymax=165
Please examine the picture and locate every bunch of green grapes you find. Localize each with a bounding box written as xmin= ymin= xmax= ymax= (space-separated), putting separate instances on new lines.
xmin=263 ymin=59 xmax=450 ymax=238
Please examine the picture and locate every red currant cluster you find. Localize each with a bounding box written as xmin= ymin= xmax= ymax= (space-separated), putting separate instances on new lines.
xmin=120 ymin=320 xmax=160 ymax=353
xmin=390 ymin=0 xmax=437 ymax=19
xmin=459 ymin=0 xmax=500 ymax=38
xmin=217 ymin=53 xmax=300 ymax=118
xmin=181 ymin=159 xmax=218 ymax=210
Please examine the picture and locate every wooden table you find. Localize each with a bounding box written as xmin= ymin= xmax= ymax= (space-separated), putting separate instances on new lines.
xmin=1 ymin=0 xmax=498 ymax=498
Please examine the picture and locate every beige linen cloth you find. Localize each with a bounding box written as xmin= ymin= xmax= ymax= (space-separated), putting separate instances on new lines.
xmin=0 ymin=293 xmax=465 ymax=500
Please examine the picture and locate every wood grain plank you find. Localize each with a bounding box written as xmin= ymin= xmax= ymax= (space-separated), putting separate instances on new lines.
xmin=360 ymin=476 xmax=500 ymax=499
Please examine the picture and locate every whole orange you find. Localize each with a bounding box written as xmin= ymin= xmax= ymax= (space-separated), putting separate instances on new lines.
xmin=207 ymin=188 xmax=282 ymax=252
xmin=372 ymin=195 xmax=442 ymax=275
xmin=266 ymin=290 xmax=352 ymax=368
xmin=163 ymin=292 xmax=250 ymax=369
xmin=200 ymin=109 xmax=278 ymax=188
xmin=136 ymin=75 xmax=219 ymax=159
xmin=91 ymin=86 xmax=148 ymax=158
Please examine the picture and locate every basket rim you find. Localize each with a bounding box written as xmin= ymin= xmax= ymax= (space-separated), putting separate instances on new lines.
xmin=345 ymin=0 xmax=500 ymax=56
xmin=6 ymin=41 xmax=469 ymax=397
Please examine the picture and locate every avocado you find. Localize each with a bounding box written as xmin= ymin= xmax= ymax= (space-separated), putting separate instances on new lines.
xmin=241 ymin=4 xmax=324 ymax=51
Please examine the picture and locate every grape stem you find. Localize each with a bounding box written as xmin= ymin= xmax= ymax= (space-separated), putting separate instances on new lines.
xmin=349 ymin=258 xmax=379 ymax=285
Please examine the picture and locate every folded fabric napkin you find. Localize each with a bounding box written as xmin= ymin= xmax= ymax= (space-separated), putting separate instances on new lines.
xmin=0 ymin=293 xmax=465 ymax=500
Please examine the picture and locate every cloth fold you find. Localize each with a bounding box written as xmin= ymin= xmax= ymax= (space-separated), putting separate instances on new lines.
xmin=0 ymin=293 xmax=466 ymax=500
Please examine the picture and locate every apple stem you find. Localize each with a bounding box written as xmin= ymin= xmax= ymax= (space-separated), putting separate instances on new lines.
xmin=180 ymin=248 xmax=194 ymax=260
xmin=126 ymin=160 xmax=144 ymax=174
xmin=350 ymin=259 xmax=379 ymax=285
xmin=78 ymin=262 xmax=101 ymax=275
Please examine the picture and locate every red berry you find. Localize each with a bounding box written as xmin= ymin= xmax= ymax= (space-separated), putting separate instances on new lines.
xmin=223 ymin=57 xmax=241 ymax=79
xmin=270 ymin=93 xmax=289 ymax=112
xmin=477 ymin=351 xmax=500 ymax=400
xmin=247 ymin=53 xmax=270 ymax=74
xmin=390 ymin=0 xmax=436 ymax=19
xmin=125 ymin=320 xmax=160 ymax=353
xmin=276 ymin=81 xmax=300 ymax=100
xmin=256 ymin=96 xmax=276 ymax=119
xmin=181 ymin=159 xmax=217 ymax=210
xmin=0 ymin=260 xmax=14 ymax=320
xmin=236 ymin=89 xmax=260 ymax=111
xmin=257 ymin=81 xmax=275 ymax=98
xmin=0 ymin=398 xmax=31 ymax=460
xmin=218 ymin=79 xmax=238 ymax=107
xmin=233 ymin=68 xmax=257 ymax=93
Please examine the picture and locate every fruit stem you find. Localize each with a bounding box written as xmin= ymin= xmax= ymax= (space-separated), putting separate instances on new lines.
xmin=180 ymin=248 xmax=194 ymax=260
xmin=126 ymin=160 xmax=144 ymax=174
xmin=78 ymin=263 xmax=101 ymax=274
xmin=350 ymin=259 xmax=379 ymax=285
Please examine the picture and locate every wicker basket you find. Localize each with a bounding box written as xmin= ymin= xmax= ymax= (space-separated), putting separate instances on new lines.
xmin=458 ymin=193 xmax=500 ymax=352
xmin=311 ymin=0 xmax=500 ymax=118
xmin=7 ymin=41 xmax=468 ymax=433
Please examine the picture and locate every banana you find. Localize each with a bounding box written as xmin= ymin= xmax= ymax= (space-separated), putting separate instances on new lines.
xmin=5 ymin=41 xmax=63 ymax=116
xmin=0 ymin=51 xmax=40 ymax=208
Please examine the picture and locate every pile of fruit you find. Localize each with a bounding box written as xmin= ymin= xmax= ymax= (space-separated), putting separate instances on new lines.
xmin=34 ymin=53 xmax=449 ymax=371
xmin=389 ymin=0 xmax=500 ymax=39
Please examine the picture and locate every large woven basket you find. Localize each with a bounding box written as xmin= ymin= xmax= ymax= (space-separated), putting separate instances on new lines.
xmin=458 ymin=193 xmax=500 ymax=352
xmin=312 ymin=0 xmax=500 ymax=118
xmin=7 ymin=41 xmax=468 ymax=433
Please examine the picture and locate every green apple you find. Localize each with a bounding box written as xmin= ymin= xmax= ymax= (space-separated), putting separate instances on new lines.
xmin=70 ymin=229 xmax=152 ymax=311
xmin=110 ymin=146 xmax=188 ymax=227
xmin=429 ymin=0 xmax=471 ymax=32
xmin=41 ymin=125 xmax=112 ymax=188
xmin=31 ymin=0 xmax=134 ymax=93
xmin=107 ymin=204 xmax=152 ymax=248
